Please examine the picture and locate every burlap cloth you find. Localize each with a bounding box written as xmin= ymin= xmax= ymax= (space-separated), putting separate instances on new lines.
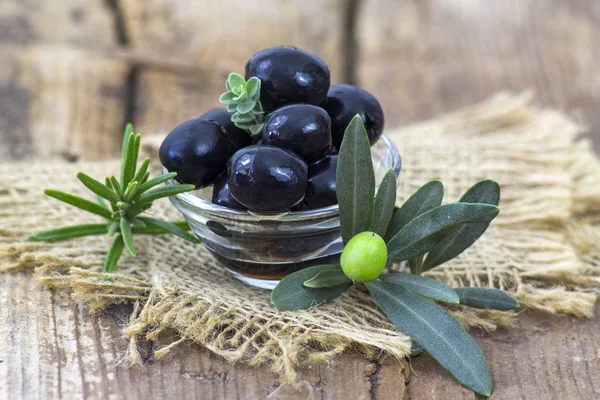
xmin=1 ymin=93 xmax=599 ymax=382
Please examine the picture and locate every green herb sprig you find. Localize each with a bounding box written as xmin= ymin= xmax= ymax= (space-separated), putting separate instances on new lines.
xmin=270 ymin=115 xmax=518 ymax=397
xmin=29 ymin=124 xmax=200 ymax=272
xmin=219 ymin=73 xmax=265 ymax=138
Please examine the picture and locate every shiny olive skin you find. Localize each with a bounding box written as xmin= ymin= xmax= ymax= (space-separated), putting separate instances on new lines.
xmin=245 ymin=46 xmax=330 ymax=113
xmin=159 ymin=118 xmax=231 ymax=188
xmin=262 ymin=104 xmax=332 ymax=163
xmin=211 ymin=174 xmax=247 ymax=210
xmin=323 ymin=84 xmax=385 ymax=148
xmin=199 ymin=108 xmax=252 ymax=150
xmin=228 ymin=145 xmax=308 ymax=212
xmin=293 ymin=155 xmax=338 ymax=211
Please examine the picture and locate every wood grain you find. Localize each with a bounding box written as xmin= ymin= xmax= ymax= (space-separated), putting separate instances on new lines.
xmin=120 ymin=0 xmax=344 ymax=78
xmin=0 ymin=0 xmax=124 ymax=161
xmin=0 ymin=0 xmax=116 ymax=47
xmin=357 ymin=0 xmax=600 ymax=152
xmin=1 ymin=0 xmax=600 ymax=399
xmin=1 ymin=272 xmax=598 ymax=399
xmin=122 ymin=0 xmax=345 ymax=135
xmin=0 ymin=46 xmax=130 ymax=161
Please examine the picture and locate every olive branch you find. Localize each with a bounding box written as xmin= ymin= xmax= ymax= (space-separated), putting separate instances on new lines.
xmin=270 ymin=115 xmax=518 ymax=397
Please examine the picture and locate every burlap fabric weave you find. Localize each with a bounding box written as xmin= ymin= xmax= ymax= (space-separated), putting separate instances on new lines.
xmin=1 ymin=93 xmax=599 ymax=382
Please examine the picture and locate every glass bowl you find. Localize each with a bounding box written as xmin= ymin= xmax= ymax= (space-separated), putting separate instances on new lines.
xmin=165 ymin=134 xmax=402 ymax=289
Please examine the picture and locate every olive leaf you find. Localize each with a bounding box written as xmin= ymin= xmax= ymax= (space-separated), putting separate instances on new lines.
xmin=303 ymin=268 xmax=351 ymax=288
xmin=366 ymin=281 xmax=492 ymax=397
xmin=271 ymin=265 xmax=351 ymax=310
xmin=386 ymin=203 xmax=500 ymax=263
xmin=379 ymin=272 xmax=459 ymax=303
xmin=371 ymin=168 xmax=397 ymax=237
xmin=422 ymin=180 xmax=500 ymax=271
xmin=336 ymin=114 xmax=376 ymax=244
xmin=455 ymin=287 xmax=519 ymax=311
xmin=407 ymin=256 xmax=426 ymax=275
xmin=409 ymin=341 xmax=424 ymax=357
xmin=385 ymin=180 xmax=444 ymax=241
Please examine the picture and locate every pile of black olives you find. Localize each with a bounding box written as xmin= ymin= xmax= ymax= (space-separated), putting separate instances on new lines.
xmin=159 ymin=46 xmax=385 ymax=213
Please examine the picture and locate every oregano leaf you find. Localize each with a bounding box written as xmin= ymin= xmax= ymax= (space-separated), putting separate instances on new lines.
xmin=249 ymin=124 xmax=264 ymax=136
xmin=219 ymin=92 xmax=237 ymax=105
xmin=227 ymin=73 xmax=246 ymax=90
xmin=237 ymin=101 xmax=256 ymax=114
xmin=246 ymin=77 xmax=261 ymax=98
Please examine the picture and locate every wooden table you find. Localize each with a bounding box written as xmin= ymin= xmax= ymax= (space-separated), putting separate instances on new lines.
xmin=1 ymin=1 xmax=599 ymax=398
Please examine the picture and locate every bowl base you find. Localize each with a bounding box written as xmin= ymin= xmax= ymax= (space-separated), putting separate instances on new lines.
xmin=225 ymin=267 xmax=280 ymax=290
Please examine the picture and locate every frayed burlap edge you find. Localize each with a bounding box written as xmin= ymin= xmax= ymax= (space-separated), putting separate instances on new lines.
xmin=1 ymin=92 xmax=599 ymax=384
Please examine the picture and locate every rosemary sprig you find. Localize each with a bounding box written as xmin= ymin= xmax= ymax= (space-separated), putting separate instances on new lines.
xmin=29 ymin=124 xmax=200 ymax=272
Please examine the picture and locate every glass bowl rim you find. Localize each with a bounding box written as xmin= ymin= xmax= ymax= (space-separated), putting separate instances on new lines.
xmin=165 ymin=133 xmax=401 ymax=223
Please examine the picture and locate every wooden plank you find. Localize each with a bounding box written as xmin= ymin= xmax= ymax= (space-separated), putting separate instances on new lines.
xmin=0 ymin=0 xmax=125 ymax=161
xmin=1 ymin=272 xmax=598 ymax=399
xmin=121 ymin=0 xmax=345 ymax=135
xmin=0 ymin=272 xmax=378 ymax=400
xmin=0 ymin=0 xmax=116 ymax=46
xmin=133 ymin=69 xmax=222 ymax=137
xmin=0 ymin=46 xmax=129 ymax=161
xmin=0 ymin=48 xmax=31 ymax=159
xmin=356 ymin=0 xmax=600 ymax=152
xmin=407 ymin=308 xmax=600 ymax=399
xmin=2 ymin=0 xmax=600 ymax=399
xmin=121 ymin=0 xmax=344 ymax=79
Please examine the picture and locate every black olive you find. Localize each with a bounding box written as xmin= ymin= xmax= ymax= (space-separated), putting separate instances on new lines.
xmin=262 ymin=104 xmax=331 ymax=163
xmin=211 ymin=174 xmax=247 ymax=210
xmin=245 ymin=46 xmax=330 ymax=113
xmin=228 ymin=145 xmax=308 ymax=212
xmin=199 ymin=108 xmax=252 ymax=154
xmin=293 ymin=155 xmax=338 ymax=211
xmin=323 ymin=84 xmax=385 ymax=148
xmin=159 ymin=118 xmax=231 ymax=188
xmin=199 ymin=108 xmax=252 ymax=151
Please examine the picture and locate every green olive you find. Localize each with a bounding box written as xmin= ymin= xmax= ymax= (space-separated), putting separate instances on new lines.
xmin=340 ymin=231 xmax=388 ymax=282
